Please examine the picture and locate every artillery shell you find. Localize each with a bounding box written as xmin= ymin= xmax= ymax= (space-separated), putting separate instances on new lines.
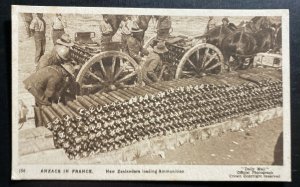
xmin=83 ymin=95 xmax=100 ymax=107
xmin=41 ymin=106 xmax=59 ymax=123
xmin=52 ymin=103 xmax=69 ymax=119
xmin=95 ymin=92 xmax=115 ymax=104
xmin=117 ymin=89 xmax=135 ymax=98
xmin=110 ymin=90 xmax=131 ymax=101
xmin=132 ymin=87 xmax=155 ymax=96
xmin=58 ymin=103 xmax=75 ymax=119
xmin=120 ymin=89 xmax=141 ymax=97
xmin=33 ymin=106 xmax=43 ymax=127
xmin=67 ymin=101 xmax=85 ymax=113
xmin=41 ymin=110 xmax=51 ymax=125
xmin=142 ymin=85 xmax=161 ymax=94
xmin=65 ymin=105 xmax=82 ymax=121
xmin=89 ymin=95 xmax=109 ymax=106
xmin=77 ymin=96 xmax=94 ymax=110
xmin=100 ymin=92 xmax=117 ymax=102
xmin=107 ymin=91 xmax=127 ymax=102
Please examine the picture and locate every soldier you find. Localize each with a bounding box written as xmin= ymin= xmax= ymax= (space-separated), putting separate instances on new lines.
xmin=21 ymin=13 xmax=33 ymax=38
xmin=36 ymin=40 xmax=73 ymax=70
xmin=143 ymin=42 xmax=168 ymax=83
xmin=51 ymin=13 xmax=67 ymax=45
xmin=119 ymin=16 xmax=133 ymax=52
xmin=99 ymin=14 xmax=113 ymax=43
xmin=222 ymin=17 xmax=237 ymax=31
xmin=23 ymin=63 xmax=75 ymax=107
xmin=30 ymin=13 xmax=46 ymax=64
xmin=23 ymin=65 xmax=72 ymax=128
xmin=156 ymin=16 xmax=172 ymax=40
xmin=126 ymin=26 xmax=149 ymax=64
xmin=206 ymin=16 xmax=216 ymax=33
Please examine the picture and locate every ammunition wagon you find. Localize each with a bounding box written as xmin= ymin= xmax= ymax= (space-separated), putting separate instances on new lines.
xmin=70 ymin=32 xmax=225 ymax=95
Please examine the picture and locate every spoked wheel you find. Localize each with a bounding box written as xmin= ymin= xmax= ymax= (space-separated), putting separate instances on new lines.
xmin=76 ymin=51 xmax=142 ymax=95
xmin=175 ymin=43 xmax=224 ymax=79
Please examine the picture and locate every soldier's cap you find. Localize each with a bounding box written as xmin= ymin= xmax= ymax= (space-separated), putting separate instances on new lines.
xmin=222 ymin=17 xmax=229 ymax=23
xmin=154 ymin=42 xmax=168 ymax=53
xmin=55 ymin=45 xmax=71 ymax=60
xmin=56 ymin=34 xmax=74 ymax=47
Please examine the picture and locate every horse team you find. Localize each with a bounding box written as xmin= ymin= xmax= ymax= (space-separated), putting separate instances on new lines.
xmin=205 ymin=17 xmax=282 ymax=70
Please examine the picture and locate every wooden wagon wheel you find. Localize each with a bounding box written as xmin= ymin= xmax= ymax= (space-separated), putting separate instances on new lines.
xmin=76 ymin=51 xmax=142 ymax=95
xmin=175 ymin=43 xmax=224 ymax=79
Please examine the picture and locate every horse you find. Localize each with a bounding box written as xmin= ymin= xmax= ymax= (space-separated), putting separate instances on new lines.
xmin=243 ymin=16 xmax=272 ymax=33
xmin=205 ymin=25 xmax=235 ymax=48
xmin=221 ymin=27 xmax=276 ymax=70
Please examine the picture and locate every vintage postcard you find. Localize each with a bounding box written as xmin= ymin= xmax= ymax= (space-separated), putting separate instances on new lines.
xmin=12 ymin=5 xmax=291 ymax=181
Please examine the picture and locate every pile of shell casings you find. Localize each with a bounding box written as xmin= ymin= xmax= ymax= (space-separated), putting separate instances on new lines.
xmin=37 ymin=72 xmax=282 ymax=160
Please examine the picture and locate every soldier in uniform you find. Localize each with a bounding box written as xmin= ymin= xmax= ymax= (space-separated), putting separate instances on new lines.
xmin=119 ymin=16 xmax=133 ymax=52
xmin=36 ymin=44 xmax=71 ymax=70
xmin=143 ymin=42 xmax=168 ymax=83
xmin=206 ymin=16 xmax=216 ymax=33
xmin=22 ymin=13 xmax=33 ymax=38
xmin=23 ymin=64 xmax=70 ymax=106
xmin=30 ymin=13 xmax=46 ymax=64
xmin=222 ymin=17 xmax=237 ymax=31
xmin=51 ymin=13 xmax=67 ymax=45
xmin=99 ymin=14 xmax=114 ymax=43
xmin=126 ymin=26 xmax=149 ymax=64
xmin=156 ymin=16 xmax=172 ymax=40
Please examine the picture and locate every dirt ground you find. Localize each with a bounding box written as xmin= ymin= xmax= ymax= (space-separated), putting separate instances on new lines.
xmin=137 ymin=117 xmax=283 ymax=165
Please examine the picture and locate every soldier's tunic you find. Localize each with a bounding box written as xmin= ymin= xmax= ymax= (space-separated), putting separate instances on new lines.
xmin=119 ymin=19 xmax=133 ymax=51
xmin=99 ymin=20 xmax=113 ymax=43
xmin=30 ymin=16 xmax=46 ymax=64
xmin=51 ymin=16 xmax=67 ymax=44
xmin=126 ymin=36 xmax=149 ymax=63
xmin=156 ymin=16 xmax=172 ymax=40
xmin=143 ymin=52 xmax=162 ymax=82
xmin=23 ymin=65 xmax=67 ymax=106
xmin=36 ymin=49 xmax=60 ymax=70
xmin=206 ymin=18 xmax=216 ymax=32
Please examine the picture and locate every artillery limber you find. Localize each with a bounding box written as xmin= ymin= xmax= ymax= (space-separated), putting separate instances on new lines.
xmin=69 ymin=31 xmax=225 ymax=96
xmin=70 ymin=32 xmax=142 ymax=95
xmin=144 ymin=34 xmax=225 ymax=81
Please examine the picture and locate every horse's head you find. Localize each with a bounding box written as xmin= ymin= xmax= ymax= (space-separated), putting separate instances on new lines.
xmin=249 ymin=16 xmax=271 ymax=33
xmin=205 ymin=26 xmax=234 ymax=47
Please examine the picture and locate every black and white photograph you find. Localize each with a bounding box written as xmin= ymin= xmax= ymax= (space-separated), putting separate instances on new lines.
xmin=11 ymin=5 xmax=290 ymax=181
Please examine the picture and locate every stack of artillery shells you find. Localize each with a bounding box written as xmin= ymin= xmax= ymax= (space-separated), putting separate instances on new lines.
xmin=38 ymin=69 xmax=282 ymax=160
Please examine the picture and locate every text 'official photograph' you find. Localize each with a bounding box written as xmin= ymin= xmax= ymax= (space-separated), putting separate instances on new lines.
xmin=12 ymin=6 xmax=290 ymax=181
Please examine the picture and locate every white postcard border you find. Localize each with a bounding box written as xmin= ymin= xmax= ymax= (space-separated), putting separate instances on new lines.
xmin=11 ymin=5 xmax=291 ymax=181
